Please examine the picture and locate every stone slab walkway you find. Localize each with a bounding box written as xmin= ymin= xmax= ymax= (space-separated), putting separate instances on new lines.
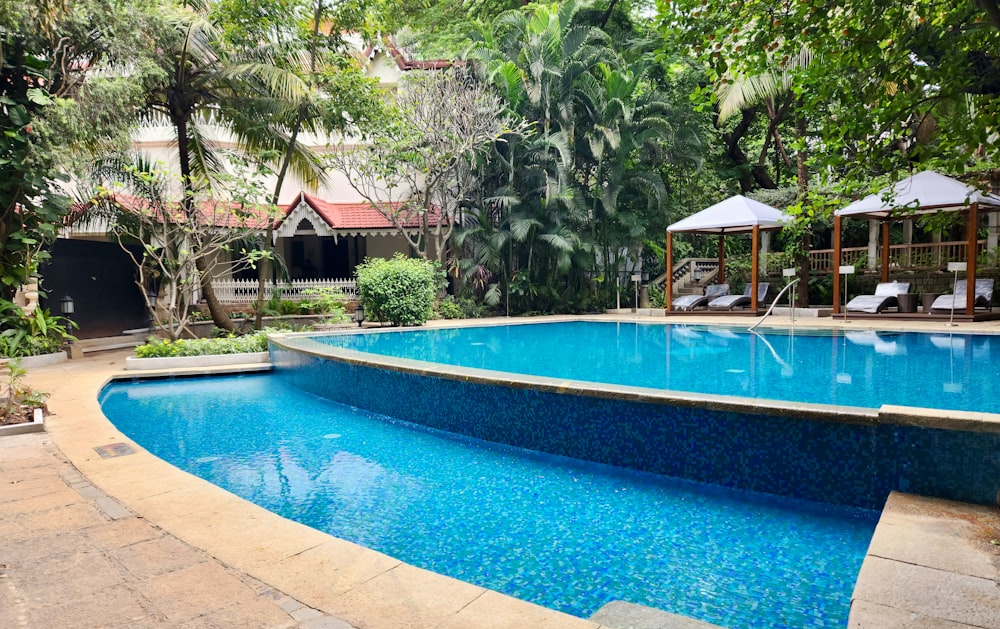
xmin=0 ymin=431 xmax=354 ymax=629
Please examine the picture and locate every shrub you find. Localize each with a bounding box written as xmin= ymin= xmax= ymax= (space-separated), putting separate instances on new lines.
xmin=134 ymin=331 xmax=268 ymax=358
xmin=0 ymin=300 xmax=76 ymax=358
xmin=435 ymin=296 xmax=464 ymax=319
xmin=299 ymin=287 xmax=348 ymax=320
xmin=356 ymin=254 xmax=442 ymax=326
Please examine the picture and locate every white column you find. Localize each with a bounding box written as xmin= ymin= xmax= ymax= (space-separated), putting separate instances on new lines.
xmin=760 ymin=232 xmax=770 ymax=275
xmin=867 ymin=220 xmax=879 ymax=270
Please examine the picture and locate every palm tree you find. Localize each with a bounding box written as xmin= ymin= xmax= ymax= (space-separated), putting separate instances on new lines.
xmin=136 ymin=5 xmax=312 ymax=330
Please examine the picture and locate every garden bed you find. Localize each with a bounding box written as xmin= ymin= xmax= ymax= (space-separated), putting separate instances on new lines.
xmin=124 ymin=351 xmax=270 ymax=371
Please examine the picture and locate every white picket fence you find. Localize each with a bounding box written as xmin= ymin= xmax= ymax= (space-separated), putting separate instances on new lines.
xmin=212 ymin=278 xmax=357 ymax=304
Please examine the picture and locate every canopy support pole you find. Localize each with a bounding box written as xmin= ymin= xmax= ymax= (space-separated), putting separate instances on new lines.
xmin=751 ymin=225 xmax=760 ymax=311
xmin=967 ymin=202 xmax=979 ymax=315
xmin=665 ymin=230 xmax=673 ymax=312
xmin=881 ymin=221 xmax=891 ymax=283
xmin=832 ymin=215 xmax=842 ymax=314
xmin=717 ymin=234 xmax=726 ymax=283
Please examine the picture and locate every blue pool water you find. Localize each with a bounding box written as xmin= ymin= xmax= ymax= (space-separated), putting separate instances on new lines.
xmin=313 ymin=321 xmax=1000 ymax=413
xmin=100 ymin=374 xmax=878 ymax=628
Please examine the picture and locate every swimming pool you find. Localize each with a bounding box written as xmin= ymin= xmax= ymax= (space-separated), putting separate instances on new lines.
xmin=272 ymin=321 xmax=1000 ymax=508
xmin=308 ymin=321 xmax=1000 ymax=414
xmin=100 ymin=373 xmax=878 ymax=628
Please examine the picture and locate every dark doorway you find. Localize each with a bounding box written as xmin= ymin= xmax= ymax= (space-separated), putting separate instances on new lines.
xmin=39 ymin=239 xmax=147 ymax=339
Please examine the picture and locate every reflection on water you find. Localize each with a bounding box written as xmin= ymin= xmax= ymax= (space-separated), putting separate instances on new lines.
xmin=314 ymin=322 xmax=1000 ymax=413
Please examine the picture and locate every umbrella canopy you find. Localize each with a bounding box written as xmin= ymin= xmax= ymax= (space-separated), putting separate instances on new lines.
xmin=668 ymin=195 xmax=790 ymax=233
xmin=835 ymin=170 xmax=1000 ymax=219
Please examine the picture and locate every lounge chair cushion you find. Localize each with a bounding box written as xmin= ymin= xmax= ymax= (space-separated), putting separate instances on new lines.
xmin=707 ymin=282 xmax=770 ymax=311
xmin=930 ymin=278 xmax=994 ymax=312
xmin=672 ymin=283 xmax=729 ymax=311
xmin=845 ymin=282 xmax=910 ymax=313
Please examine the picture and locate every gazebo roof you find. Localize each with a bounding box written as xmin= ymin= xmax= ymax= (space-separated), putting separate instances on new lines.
xmin=835 ymin=170 xmax=1000 ymax=219
xmin=667 ymin=195 xmax=790 ymax=234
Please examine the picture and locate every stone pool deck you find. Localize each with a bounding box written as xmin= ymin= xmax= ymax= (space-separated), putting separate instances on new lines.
xmin=5 ymin=314 xmax=1000 ymax=628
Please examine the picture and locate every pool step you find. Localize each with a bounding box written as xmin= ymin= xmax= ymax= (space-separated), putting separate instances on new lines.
xmin=590 ymin=601 xmax=723 ymax=629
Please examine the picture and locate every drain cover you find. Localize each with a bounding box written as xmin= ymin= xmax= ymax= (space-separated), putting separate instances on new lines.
xmin=93 ymin=442 xmax=136 ymax=458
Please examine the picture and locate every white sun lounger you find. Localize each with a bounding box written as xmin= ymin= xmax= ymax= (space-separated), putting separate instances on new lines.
xmin=845 ymin=281 xmax=910 ymax=314
xmin=930 ymin=279 xmax=994 ymax=312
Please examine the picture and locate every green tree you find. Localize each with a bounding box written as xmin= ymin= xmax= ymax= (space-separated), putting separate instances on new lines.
xmin=125 ymin=2 xmax=313 ymax=332
xmin=464 ymin=0 xmax=687 ymax=312
xmin=211 ymin=0 xmax=390 ymax=328
xmin=0 ymin=0 xmax=148 ymax=301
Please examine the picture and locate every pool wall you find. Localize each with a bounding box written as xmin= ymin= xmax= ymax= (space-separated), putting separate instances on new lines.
xmin=271 ymin=341 xmax=1000 ymax=510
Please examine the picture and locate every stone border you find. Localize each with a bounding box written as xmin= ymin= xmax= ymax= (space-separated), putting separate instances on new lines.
xmin=0 ymin=351 xmax=67 ymax=369
xmin=124 ymin=351 xmax=269 ymax=371
xmin=0 ymin=407 xmax=44 ymax=436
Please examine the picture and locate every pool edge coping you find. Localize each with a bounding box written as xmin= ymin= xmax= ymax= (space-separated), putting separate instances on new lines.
xmin=269 ymin=329 xmax=1000 ymax=434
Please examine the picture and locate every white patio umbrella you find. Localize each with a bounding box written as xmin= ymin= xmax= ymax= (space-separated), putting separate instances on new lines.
xmin=831 ymin=171 xmax=1000 ymax=315
xmin=666 ymin=195 xmax=790 ymax=312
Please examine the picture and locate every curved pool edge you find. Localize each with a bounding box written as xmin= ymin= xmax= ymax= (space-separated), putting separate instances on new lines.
xmin=26 ymin=353 xmax=602 ymax=629
xmin=270 ymin=331 xmax=1000 ymax=435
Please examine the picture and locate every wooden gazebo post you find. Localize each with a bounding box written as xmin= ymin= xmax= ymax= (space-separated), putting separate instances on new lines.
xmin=832 ymin=215 xmax=843 ymax=315
xmin=717 ymin=234 xmax=726 ymax=283
xmin=966 ymin=202 xmax=979 ymax=316
xmin=750 ymin=225 xmax=760 ymax=311
xmin=665 ymin=230 xmax=673 ymax=313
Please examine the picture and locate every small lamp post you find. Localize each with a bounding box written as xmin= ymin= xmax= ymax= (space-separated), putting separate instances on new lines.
xmin=59 ymin=294 xmax=75 ymax=317
xmin=60 ymin=295 xmax=80 ymax=359
xmin=839 ymin=265 xmax=855 ymax=323
xmin=630 ymin=273 xmax=641 ymax=312
xmin=782 ymin=267 xmax=798 ymax=324
xmin=946 ymin=261 xmax=967 ymax=327
xmin=355 ymin=304 xmax=365 ymax=327
xmin=693 ymin=266 xmax=703 ymax=284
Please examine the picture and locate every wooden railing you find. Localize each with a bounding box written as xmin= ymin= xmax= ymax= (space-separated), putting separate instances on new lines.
xmin=809 ymin=240 xmax=987 ymax=274
xmin=212 ymin=278 xmax=357 ymax=304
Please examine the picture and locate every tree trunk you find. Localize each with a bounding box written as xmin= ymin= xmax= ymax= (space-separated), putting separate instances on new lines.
xmin=196 ymin=256 xmax=236 ymax=332
xmin=794 ymin=110 xmax=811 ymax=307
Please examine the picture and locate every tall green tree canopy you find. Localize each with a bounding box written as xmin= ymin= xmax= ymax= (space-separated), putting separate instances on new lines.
xmin=0 ymin=0 xmax=152 ymax=299
xmin=662 ymin=0 xmax=1000 ymax=189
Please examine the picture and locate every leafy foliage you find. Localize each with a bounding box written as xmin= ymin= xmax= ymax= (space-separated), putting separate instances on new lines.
xmin=134 ymin=331 xmax=269 ymax=358
xmin=356 ymin=254 xmax=443 ymax=326
xmin=0 ymin=358 xmax=48 ymax=424
xmin=0 ymin=299 xmax=76 ymax=358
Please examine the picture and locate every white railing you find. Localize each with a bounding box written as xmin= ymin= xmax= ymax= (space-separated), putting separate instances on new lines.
xmin=212 ymin=277 xmax=357 ymax=304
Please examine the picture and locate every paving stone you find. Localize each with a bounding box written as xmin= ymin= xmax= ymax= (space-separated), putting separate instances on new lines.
xmin=111 ymin=535 xmax=209 ymax=580
xmin=0 ymin=530 xmax=96 ymax=565
xmin=17 ymin=549 xmax=125 ymax=609
xmin=83 ymin=515 xmax=163 ymax=549
xmin=848 ymin=599 xmax=982 ymax=628
xmin=853 ymin=556 xmax=1000 ymax=629
xmin=278 ymin=597 xmax=306 ymax=613
xmin=0 ymin=485 xmax=82 ymax=517
xmin=7 ymin=502 xmax=107 ymax=543
xmin=299 ymin=616 xmax=358 ymax=629
xmin=95 ymin=494 xmax=134 ymax=520
xmin=290 ymin=606 xmax=324 ymax=621
xmin=137 ymin=561 xmax=262 ymax=624
xmin=174 ymin=596 xmax=297 ymax=628
xmin=29 ymin=583 xmax=154 ymax=629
